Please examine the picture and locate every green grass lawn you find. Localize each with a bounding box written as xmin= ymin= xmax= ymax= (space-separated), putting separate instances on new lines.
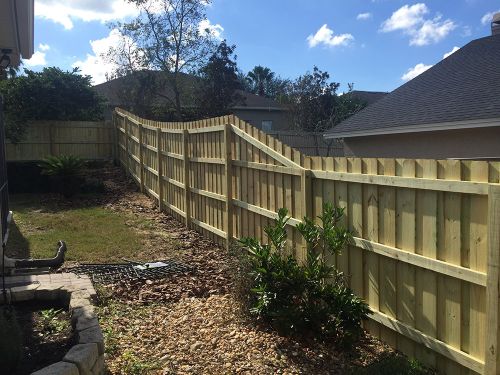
xmin=6 ymin=194 xmax=146 ymax=263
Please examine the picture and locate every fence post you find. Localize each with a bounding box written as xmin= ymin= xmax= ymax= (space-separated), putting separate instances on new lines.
xmin=49 ymin=123 xmax=56 ymax=156
xmin=182 ymin=129 xmax=190 ymax=228
xmin=112 ymin=112 xmax=118 ymax=164
xmin=300 ymin=166 xmax=312 ymax=261
xmin=138 ymin=122 xmax=145 ymax=193
xmin=156 ymin=127 xmax=164 ymax=212
xmin=224 ymin=123 xmax=233 ymax=250
xmin=485 ymin=185 xmax=500 ymax=375
xmin=124 ymin=117 xmax=130 ymax=177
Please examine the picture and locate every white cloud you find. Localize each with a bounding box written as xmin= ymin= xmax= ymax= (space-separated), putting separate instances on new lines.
xmin=443 ymin=46 xmax=459 ymax=59
xmin=381 ymin=3 xmax=456 ymax=46
xmin=401 ymin=63 xmax=432 ymax=81
xmin=35 ymin=0 xmax=139 ymax=30
xmin=481 ymin=10 xmax=500 ymax=25
xmin=72 ymin=29 xmax=139 ymax=84
xmin=199 ymin=19 xmax=224 ymax=40
xmin=357 ymin=12 xmax=372 ymax=21
xmin=307 ymin=24 xmax=354 ymax=48
xmin=38 ymin=43 xmax=50 ymax=51
xmin=401 ymin=44 xmax=462 ymax=81
xmin=381 ymin=3 xmax=428 ymax=32
xmin=409 ymin=16 xmax=456 ymax=46
xmin=23 ymin=51 xmax=47 ymax=67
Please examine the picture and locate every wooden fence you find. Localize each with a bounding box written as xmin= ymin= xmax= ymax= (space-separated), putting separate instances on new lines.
xmin=6 ymin=121 xmax=114 ymax=161
xmin=114 ymin=108 xmax=500 ymax=375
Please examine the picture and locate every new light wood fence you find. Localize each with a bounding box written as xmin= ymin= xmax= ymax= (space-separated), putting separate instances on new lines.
xmin=6 ymin=121 xmax=114 ymax=161
xmin=114 ymin=108 xmax=500 ymax=375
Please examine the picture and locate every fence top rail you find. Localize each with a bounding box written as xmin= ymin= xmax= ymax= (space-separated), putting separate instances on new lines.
xmin=311 ymin=169 xmax=493 ymax=195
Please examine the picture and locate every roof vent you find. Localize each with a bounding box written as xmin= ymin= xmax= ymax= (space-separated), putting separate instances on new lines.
xmin=493 ymin=12 xmax=500 ymax=36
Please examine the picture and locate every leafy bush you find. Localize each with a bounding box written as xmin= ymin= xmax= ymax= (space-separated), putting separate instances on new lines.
xmin=240 ymin=203 xmax=370 ymax=346
xmin=0 ymin=306 xmax=22 ymax=373
xmin=39 ymin=155 xmax=84 ymax=197
xmin=0 ymin=67 xmax=105 ymax=142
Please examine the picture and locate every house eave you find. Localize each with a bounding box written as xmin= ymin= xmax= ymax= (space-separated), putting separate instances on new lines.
xmin=0 ymin=0 xmax=34 ymax=67
xmin=324 ymin=117 xmax=500 ymax=139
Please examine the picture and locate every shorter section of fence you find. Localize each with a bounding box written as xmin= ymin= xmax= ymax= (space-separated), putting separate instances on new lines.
xmin=114 ymin=108 xmax=500 ymax=375
xmin=6 ymin=121 xmax=114 ymax=161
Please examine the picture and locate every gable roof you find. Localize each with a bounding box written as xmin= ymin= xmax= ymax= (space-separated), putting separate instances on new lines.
xmin=325 ymin=34 xmax=500 ymax=139
xmin=93 ymin=71 xmax=285 ymax=111
xmin=349 ymin=90 xmax=388 ymax=106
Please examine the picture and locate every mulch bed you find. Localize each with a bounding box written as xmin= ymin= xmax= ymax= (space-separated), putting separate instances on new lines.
xmin=8 ymin=301 xmax=74 ymax=375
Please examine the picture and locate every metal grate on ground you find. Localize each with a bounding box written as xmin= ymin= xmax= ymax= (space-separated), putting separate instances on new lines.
xmin=69 ymin=260 xmax=192 ymax=284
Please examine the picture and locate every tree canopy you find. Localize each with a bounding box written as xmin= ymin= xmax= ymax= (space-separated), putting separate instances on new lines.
xmin=107 ymin=0 xmax=217 ymax=120
xmin=0 ymin=67 xmax=105 ymax=142
xmin=197 ymin=40 xmax=243 ymax=117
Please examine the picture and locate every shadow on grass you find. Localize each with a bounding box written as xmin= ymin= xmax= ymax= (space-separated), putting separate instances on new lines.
xmin=5 ymin=219 xmax=30 ymax=259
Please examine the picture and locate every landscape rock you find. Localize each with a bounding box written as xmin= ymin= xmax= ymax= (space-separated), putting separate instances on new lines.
xmin=31 ymin=361 xmax=79 ymax=375
xmin=78 ymin=325 xmax=105 ymax=355
xmin=63 ymin=343 xmax=98 ymax=375
xmin=10 ymin=283 xmax=39 ymax=302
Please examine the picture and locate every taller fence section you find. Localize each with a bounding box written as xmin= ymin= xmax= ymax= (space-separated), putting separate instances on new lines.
xmin=114 ymin=108 xmax=500 ymax=375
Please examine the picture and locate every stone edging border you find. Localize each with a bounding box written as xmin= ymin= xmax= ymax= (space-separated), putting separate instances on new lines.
xmin=1 ymin=274 xmax=104 ymax=375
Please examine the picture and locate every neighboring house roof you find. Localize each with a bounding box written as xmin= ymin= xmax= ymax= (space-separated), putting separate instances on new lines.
xmin=348 ymin=91 xmax=388 ymax=106
xmin=93 ymin=71 xmax=285 ymax=111
xmin=0 ymin=0 xmax=34 ymax=66
xmin=325 ymin=34 xmax=500 ymax=139
xmin=233 ymin=90 xmax=285 ymax=111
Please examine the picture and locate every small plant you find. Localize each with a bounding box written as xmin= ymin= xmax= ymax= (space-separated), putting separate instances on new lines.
xmin=122 ymin=350 xmax=161 ymax=375
xmin=39 ymin=155 xmax=84 ymax=197
xmin=240 ymin=203 xmax=370 ymax=347
xmin=39 ymin=308 xmax=68 ymax=334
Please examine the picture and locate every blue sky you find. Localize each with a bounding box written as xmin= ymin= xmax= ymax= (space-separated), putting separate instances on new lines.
xmin=27 ymin=0 xmax=498 ymax=92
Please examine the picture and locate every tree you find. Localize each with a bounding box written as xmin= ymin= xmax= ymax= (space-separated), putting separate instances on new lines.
xmin=283 ymin=67 xmax=367 ymax=132
xmin=197 ymin=40 xmax=243 ymax=117
xmin=285 ymin=66 xmax=339 ymax=132
xmin=0 ymin=67 xmax=104 ymax=142
xmin=108 ymin=0 xmax=217 ymax=119
xmin=246 ymin=66 xmax=275 ymax=96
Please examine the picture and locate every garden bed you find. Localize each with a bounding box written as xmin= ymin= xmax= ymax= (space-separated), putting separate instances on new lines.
xmin=8 ymin=162 xmax=433 ymax=374
xmin=5 ymin=302 xmax=73 ymax=375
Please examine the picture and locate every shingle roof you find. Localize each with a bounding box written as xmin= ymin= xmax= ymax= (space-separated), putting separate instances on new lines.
xmin=326 ymin=34 xmax=500 ymax=138
xmin=93 ymin=71 xmax=285 ymax=110
xmin=349 ymin=91 xmax=388 ymax=105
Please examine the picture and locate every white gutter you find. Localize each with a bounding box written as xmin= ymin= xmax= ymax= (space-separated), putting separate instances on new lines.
xmin=324 ymin=117 xmax=500 ymax=139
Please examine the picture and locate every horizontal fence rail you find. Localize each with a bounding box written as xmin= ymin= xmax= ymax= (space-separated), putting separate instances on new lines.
xmin=6 ymin=121 xmax=114 ymax=161
xmin=113 ymin=108 xmax=500 ymax=375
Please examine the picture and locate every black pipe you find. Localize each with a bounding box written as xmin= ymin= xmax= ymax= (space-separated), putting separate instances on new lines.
xmin=15 ymin=241 xmax=67 ymax=269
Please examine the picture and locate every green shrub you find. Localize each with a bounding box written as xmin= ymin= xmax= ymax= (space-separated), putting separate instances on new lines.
xmin=0 ymin=306 xmax=22 ymax=373
xmin=240 ymin=203 xmax=370 ymax=347
xmin=38 ymin=155 xmax=84 ymax=197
